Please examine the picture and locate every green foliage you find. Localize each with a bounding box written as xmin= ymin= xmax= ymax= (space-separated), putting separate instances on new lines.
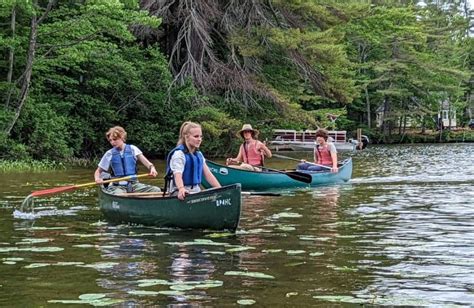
xmin=0 ymin=0 xmax=472 ymax=163
xmin=187 ymin=106 xmax=241 ymax=157
xmin=0 ymin=132 xmax=29 ymax=160
xmin=344 ymin=3 xmax=471 ymax=133
xmin=17 ymin=102 xmax=72 ymax=160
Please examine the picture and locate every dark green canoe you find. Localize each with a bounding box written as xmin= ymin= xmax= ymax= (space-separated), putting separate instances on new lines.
xmin=99 ymin=184 xmax=242 ymax=232
xmin=202 ymin=159 xmax=352 ymax=190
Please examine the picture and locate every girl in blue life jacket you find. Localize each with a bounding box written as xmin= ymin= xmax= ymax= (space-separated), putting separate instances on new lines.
xmin=94 ymin=126 xmax=161 ymax=194
xmin=165 ymin=121 xmax=221 ymax=200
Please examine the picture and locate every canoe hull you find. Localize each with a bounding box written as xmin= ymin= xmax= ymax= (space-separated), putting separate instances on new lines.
xmin=202 ymin=159 xmax=352 ymax=190
xmin=99 ymin=184 xmax=241 ymax=232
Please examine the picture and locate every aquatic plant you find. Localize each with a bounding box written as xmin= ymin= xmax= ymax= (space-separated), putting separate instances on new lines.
xmin=0 ymin=159 xmax=65 ymax=172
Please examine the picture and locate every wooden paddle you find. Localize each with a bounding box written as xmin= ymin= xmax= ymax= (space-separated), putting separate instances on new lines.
xmin=272 ymin=153 xmax=332 ymax=170
xmin=30 ymin=174 xmax=150 ymax=197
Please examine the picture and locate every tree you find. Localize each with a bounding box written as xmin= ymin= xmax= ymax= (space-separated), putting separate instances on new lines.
xmin=136 ymin=0 xmax=358 ymax=114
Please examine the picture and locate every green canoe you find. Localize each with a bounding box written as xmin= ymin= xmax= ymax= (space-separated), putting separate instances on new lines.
xmin=202 ymin=158 xmax=352 ymax=190
xmin=99 ymin=184 xmax=242 ymax=232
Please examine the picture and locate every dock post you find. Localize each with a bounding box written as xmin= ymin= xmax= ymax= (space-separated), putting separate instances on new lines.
xmin=357 ymin=128 xmax=362 ymax=150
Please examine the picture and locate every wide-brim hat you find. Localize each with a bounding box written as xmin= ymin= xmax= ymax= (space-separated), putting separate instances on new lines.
xmin=238 ymin=124 xmax=259 ymax=138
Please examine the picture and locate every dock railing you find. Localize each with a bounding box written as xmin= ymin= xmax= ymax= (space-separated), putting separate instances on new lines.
xmin=272 ymin=129 xmax=348 ymax=144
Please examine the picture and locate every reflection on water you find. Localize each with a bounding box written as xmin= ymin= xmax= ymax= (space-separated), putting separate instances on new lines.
xmin=0 ymin=144 xmax=472 ymax=306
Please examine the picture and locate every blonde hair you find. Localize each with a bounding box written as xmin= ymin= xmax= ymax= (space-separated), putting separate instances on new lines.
xmin=177 ymin=121 xmax=201 ymax=145
xmin=106 ymin=126 xmax=127 ymax=141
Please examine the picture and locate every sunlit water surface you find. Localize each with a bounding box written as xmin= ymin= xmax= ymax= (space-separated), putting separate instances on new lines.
xmin=0 ymin=144 xmax=473 ymax=306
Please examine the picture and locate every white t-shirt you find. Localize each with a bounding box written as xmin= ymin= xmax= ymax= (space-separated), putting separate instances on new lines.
xmin=168 ymin=150 xmax=205 ymax=193
xmin=98 ymin=144 xmax=142 ymax=171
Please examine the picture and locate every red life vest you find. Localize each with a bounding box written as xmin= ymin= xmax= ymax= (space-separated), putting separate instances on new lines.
xmin=242 ymin=141 xmax=263 ymax=166
xmin=314 ymin=144 xmax=332 ymax=165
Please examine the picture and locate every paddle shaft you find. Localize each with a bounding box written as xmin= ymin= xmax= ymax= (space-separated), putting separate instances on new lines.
xmin=31 ymin=174 xmax=150 ymax=197
xmin=77 ymin=174 xmax=150 ymax=187
xmin=261 ymin=166 xmax=312 ymax=184
xmin=226 ymin=160 xmax=312 ymax=184
xmin=273 ymin=153 xmax=332 ymax=170
xmin=119 ymin=191 xmax=281 ymax=197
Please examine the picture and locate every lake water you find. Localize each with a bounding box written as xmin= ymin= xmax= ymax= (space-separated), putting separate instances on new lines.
xmin=0 ymin=144 xmax=473 ymax=306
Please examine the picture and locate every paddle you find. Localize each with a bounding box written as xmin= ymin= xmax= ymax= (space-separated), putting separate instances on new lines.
xmin=29 ymin=174 xmax=150 ymax=197
xmin=261 ymin=166 xmax=312 ymax=184
xmin=272 ymin=153 xmax=332 ymax=170
xmin=118 ymin=191 xmax=282 ymax=197
xmin=229 ymin=160 xmax=312 ymax=184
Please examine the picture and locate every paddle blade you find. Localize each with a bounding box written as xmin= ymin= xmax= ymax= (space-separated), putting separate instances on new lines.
xmin=30 ymin=185 xmax=76 ymax=197
xmin=285 ymin=171 xmax=312 ymax=184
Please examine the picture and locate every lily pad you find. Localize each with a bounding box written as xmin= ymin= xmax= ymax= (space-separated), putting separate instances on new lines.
xmin=64 ymin=233 xmax=114 ymax=238
xmin=128 ymin=232 xmax=169 ymax=237
xmin=286 ymin=250 xmax=306 ymax=255
xmin=137 ymin=279 xmax=172 ymax=287
xmin=2 ymin=257 xmax=24 ymax=261
xmin=313 ymin=295 xmax=365 ymax=303
xmin=0 ymin=246 xmax=63 ymax=253
xmin=329 ymin=265 xmax=358 ymax=272
xmin=80 ymin=262 xmax=118 ymax=270
xmin=78 ymin=294 xmax=106 ymax=301
xmin=20 ymin=226 xmax=68 ymax=230
xmin=192 ymin=281 xmax=223 ymax=289
xmin=203 ymin=250 xmax=226 ymax=255
xmin=90 ymin=221 xmax=108 ymax=226
xmin=262 ymin=249 xmax=282 ymax=253
xmin=24 ymin=263 xmax=51 ymax=268
xmin=224 ymin=271 xmax=274 ymax=279
xmin=236 ymin=228 xmax=266 ymax=234
xmin=298 ymin=236 xmax=318 ymax=241
xmin=164 ymin=239 xmax=230 ymax=247
xmin=48 ymin=300 xmax=86 ymax=304
xmin=99 ymin=245 xmax=120 ymax=249
xmin=284 ymin=262 xmax=306 ymax=267
xmin=271 ymin=212 xmax=302 ymax=219
xmin=276 ymin=225 xmax=296 ymax=231
xmin=25 ymin=247 xmax=64 ymax=252
xmin=206 ymin=232 xmax=234 ymax=238
xmin=157 ymin=290 xmax=185 ymax=296
xmin=127 ymin=290 xmax=160 ymax=296
xmin=17 ymin=238 xmax=52 ymax=244
xmin=55 ymin=262 xmax=84 ymax=266
xmin=89 ymin=298 xmax=125 ymax=306
xmin=170 ymin=284 xmax=195 ymax=291
xmin=237 ymin=299 xmax=256 ymax=305
xmin=226 ymin=246 xmax=255 ymax=253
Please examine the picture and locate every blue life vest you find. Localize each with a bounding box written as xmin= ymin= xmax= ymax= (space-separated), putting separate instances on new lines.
xmin=166 ymin=144 xmax=203 ymax=187
xmin=110 ymin=144 xmax=137 ymax=177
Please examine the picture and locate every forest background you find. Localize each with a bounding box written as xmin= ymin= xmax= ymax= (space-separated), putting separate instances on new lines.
xmin=1 ymin=0 xmax=473 ymax=164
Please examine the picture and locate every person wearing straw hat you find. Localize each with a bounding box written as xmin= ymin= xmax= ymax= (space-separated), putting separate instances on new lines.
xmin=226 ymin=124 xmax=272 ymax=171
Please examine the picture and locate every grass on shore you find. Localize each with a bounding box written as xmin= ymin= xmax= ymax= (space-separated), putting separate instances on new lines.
xmin=0 ymin=157 xmax=96 ymax=173
xmin=0 ymin=160 xmax=65 ymax=172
